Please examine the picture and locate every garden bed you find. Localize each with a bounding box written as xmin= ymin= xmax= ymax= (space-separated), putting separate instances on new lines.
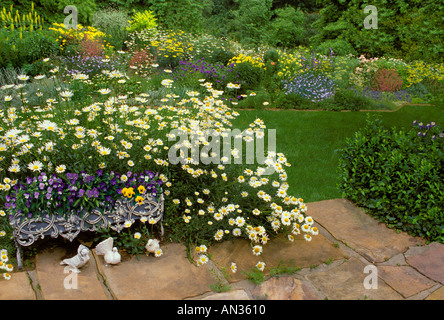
xmin=1 ymin=1 xmax=443 ymax=282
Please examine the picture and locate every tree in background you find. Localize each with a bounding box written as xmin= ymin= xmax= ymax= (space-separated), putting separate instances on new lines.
xmin=269 ymin=6 xmax=306 ymax=48
xmin=311 ymin=0 xmax=444 ymax=63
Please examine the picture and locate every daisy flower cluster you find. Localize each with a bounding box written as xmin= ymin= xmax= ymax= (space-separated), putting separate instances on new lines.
xmin=155 ymin=83 xmax=318 ymax=272
xmin=0 ymin=249 xmax=13 ymax=280
xmin=0 ymin=69 xmax=318 ymax=273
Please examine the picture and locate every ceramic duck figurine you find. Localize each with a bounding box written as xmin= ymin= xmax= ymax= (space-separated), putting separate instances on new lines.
xmin=145 ymin=238 xmax=160 ymax=255
xmin=95 ymin=237 xmax=121 ymax=265
xmin=105 ymin=247 xmax=121 ymax=265
xmin=60 ymin=244 xmax=90 ymax=272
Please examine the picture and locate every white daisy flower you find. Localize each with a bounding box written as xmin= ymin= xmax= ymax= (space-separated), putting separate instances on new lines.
xmin=252 ymin=245 xmax=263 ymax=256
xmin=256 ymin=261 xmax=265 ymax=271
xmin=27 ymin=161 xmax=43 ymax=172
xmin=17 ymin=74 xmax=29 ymax=81
xmin=55 ymin=165 xmax=66 ymax=173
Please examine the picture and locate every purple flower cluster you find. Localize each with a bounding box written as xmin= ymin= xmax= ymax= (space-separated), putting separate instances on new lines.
xmin=6 ymin=170 xmax=162 ymax=220
xmin=300 ymin=48 xmax=334 ymax=73
xmin=412 ymin=120 xmax=443 ymax=140
xmin=282 ymin=72 xmax=335 ymax=102
xmin=60 ymin=53 xmax=121 ymax=77
xmin=360 ymin=87 xmax=412 ymax=102
xmin=173 ymin=58 xmax=241 ymax=88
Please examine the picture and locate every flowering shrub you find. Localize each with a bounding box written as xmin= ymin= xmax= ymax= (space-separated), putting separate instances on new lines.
xmin=282 ymin=72 xmax=335 ymax=102
xmin=228 ymin=54 xmax=264 ymax=69
xmin=173 ymin=58 xmax=241 ymax=91
xmin=57 ymin=53 xmax=122 ymax=78
xmin=350 ymin=55 xmax=409 ymax=90
xmin=405 ymin=60 xmax=444 ymax=88
xmin=127 ymin=49 xmax=157 ymax=77
xmin=49 ymin=22 xmax=113 ymax=53
xmin=370 ymin=68 xmax=403 ymax=92
xmin=125 ymin=28 xmax=194 ymax=69
xmin=77 ymin=36 xmax=106 ymax=58
xmin=275 ymin=49 xmax=305 ymax=79
xmin=301 ymin=51 xmax=333 ymax=75
xmin=0 ymin=2 xmax=44 ymax=32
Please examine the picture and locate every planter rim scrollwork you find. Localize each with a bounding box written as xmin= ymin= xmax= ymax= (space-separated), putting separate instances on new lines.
xmin=10 ymin=193 xmax=164 ymax=269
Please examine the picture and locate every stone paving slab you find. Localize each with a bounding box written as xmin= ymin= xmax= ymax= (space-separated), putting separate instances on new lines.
xmin=404 ymin=242 xmax=444 ymax=284
xmin=199 ymin=289 xmax=251 ymax=300
xmin=377 ymin=265 xmax=437 ymax=298
xmin=305 ymin=257 xmax=404 ymax=300
xmin=35 ymin=247 xmax=109 ymax=300
xmin=0 ymin=272 xmax=36 ymax=300
xmin=94 ymin=242 xmax=215 ymax=300
xmin=209 ymin=233 xmax=345 ymax=282
xmin=252 ymin=276 xmax=319 ymax=300
xmin=307 ymin=199 xmax=425 ymax=263
xmin=426 ymin=286 xmax=444 ymax=300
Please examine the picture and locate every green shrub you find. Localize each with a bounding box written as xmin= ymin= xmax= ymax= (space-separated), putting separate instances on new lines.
xmin=263 ymin=49 xmax=280 ymax=65
xmin=337 ymin=117 xmax=444 ymax=242
xmin=331 ymin=88 xmax=376 ymax=111
xmin=0 ymin=29 xmax=59 ymax=72
xmin=269 ymin=6 xmax=305 ymax=48
xmin=273 ymin=92 xmax=318 ymax=110
xmin=229 ymin=61 xmax=264 ymax=92
xmin=315 ymin=39 xmax=356 ymax=57
xmin=127 ymin=10 xmax=157 ymax=33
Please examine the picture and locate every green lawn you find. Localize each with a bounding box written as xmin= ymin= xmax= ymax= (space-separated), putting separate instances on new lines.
xmin=231 ymin=105 xmax=444 ymax=203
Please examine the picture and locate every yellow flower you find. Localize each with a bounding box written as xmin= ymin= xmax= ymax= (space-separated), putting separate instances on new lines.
xmin=138 ymin=185 xmax=146 ymax=194
xmin=135 ymin=196 xmax=144 ymax=205
xmin=121 ymin=187 xmax=135 ymax=198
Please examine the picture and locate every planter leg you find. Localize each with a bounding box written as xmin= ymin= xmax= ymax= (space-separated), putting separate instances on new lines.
xmin=160 ymin=222 xmax=164 ymax=239
xmin=14 ymin=238 xmax=23 ymax=270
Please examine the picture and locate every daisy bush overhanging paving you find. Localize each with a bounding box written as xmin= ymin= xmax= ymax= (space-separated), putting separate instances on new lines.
xmin=0 ymin=67 xmax=318 ymax=274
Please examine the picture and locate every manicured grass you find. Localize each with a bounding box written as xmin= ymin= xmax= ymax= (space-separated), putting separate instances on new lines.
xmin=231 ymin=105 xmax=444 ymax=203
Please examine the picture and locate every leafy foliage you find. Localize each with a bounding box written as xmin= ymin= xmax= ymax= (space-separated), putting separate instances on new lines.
xmin=338 ymin=117 xmax=444 ymax=242
xmin=312 ymin=0 xmax=444 ymax=63
xmin=126 ymin=10 xmax=157 ymax=33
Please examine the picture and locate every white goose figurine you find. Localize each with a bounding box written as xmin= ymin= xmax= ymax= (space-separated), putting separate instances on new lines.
xmin=105 ymin=247 xmax=121 ymax=265
xmin=145 ymin=238 xmax=160 ymax=255
xmin=95 ymin=237 xmax=121 ymax=265
xmin=60 ymin=244 xmax=90 ymax=272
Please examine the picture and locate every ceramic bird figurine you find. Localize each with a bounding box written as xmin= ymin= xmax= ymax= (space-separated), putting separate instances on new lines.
xmin=60 ymin=244 xmax=90 ymax=272
xmin=105 ymin=247 xmax=121 ymax=265
xmin=145 ymin=238 xmax=160 ymax=255
xmin=95 ymin=237 xmax=121 ymax=265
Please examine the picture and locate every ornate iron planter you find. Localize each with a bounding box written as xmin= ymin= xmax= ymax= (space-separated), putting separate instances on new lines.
xmin=11 ymin=193 xmax=164 ymax=269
